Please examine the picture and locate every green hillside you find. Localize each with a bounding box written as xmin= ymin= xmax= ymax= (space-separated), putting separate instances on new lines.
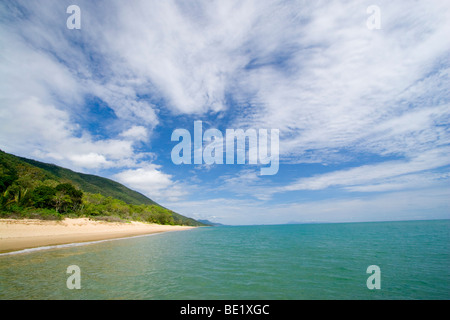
xmin=18 ymin=157 xmax=157 ymax=206
xmin=0 ymin=149 xmax=205 ymax=226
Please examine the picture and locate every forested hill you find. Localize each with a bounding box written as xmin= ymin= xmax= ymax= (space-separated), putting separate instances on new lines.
xmin=18 ymin=156 xmax=157 ymax=206
xmin=0 ymin=150 xmax=206 ymax=226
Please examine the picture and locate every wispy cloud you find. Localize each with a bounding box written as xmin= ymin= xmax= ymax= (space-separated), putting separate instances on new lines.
xmin=1 ymin=0 xmax=449 ymax=223
xmin=230 ymin=1 xmax=450 ymax=164
xmin=280 ymin=147 xmax=450 ymax=192
xmin=0 ymin=0 xmax=159 ymax=171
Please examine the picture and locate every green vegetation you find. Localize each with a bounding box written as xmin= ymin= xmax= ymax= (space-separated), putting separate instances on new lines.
xmin=18 ymin=157 xmax=157 ymax=206
xmin=0 ymin=150 xmax=205 ymax=226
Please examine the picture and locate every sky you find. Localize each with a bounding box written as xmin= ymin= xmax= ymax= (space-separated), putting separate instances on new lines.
xmin=0 ymin=0 xmax=449 ymax=225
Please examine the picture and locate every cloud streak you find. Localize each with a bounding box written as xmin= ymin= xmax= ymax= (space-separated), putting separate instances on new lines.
xmin=281 ymin=147 xmax=450 ymax=192
xmin=1 ymin=0 xmax=449 ymax=223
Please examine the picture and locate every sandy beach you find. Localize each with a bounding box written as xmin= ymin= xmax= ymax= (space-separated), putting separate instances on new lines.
xmin=0 ymin=218 xmax=195 ymax=254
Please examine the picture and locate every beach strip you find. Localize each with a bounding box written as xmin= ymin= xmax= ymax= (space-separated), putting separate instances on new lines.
xmin=0 ymin=218 xmax=195 ymax=254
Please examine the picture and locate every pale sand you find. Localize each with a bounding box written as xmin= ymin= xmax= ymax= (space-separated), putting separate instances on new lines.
xmin=0 ymin=218 xmax=195 ymax=254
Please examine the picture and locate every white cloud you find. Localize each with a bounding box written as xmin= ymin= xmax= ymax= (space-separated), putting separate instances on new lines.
xmin=280 ymin=147 xmax=450 ymax=192
xmin=0 ymin=95 xmax=140 ymax=171
xmin=343 ymin=172 xmax=446 ymax=193
xmin=69 ymin=153 xmax=112 ymax=169
xmin=3 ymin=0 xmax=448 ymax=166
xmin=114 ymin=165 xmax=189 ymax=202
xmin=97 ymin=0 xmax=261 ymax=115
xmin=228 ymin=0 xmax=450 ymax=163
xmin=0 ymin=0 xmax=159 ymax=171
xmin=120 ymin=126 xmax=149 ymax=142
xmin=90 ymin=83 xmax=159 ymax=126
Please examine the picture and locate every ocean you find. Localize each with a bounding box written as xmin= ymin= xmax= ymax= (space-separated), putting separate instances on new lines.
xmin=0 ymin=219 xmax=449 ymax=300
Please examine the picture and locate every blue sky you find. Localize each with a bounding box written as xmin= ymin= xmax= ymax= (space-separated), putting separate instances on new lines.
xmin=1 ymin=0 xmax=449 ymax=225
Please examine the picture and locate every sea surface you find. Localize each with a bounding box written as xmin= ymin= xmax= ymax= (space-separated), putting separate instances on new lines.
xmin=0 ymin=219 xmax=449 ymax=299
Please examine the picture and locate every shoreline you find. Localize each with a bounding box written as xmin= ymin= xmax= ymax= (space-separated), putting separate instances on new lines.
xmin=0 ymin=218 xmax=195 ymax=254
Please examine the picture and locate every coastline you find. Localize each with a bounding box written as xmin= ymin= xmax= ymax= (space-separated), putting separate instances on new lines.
xmin=0 ymin=218 xmax=195 ymax=254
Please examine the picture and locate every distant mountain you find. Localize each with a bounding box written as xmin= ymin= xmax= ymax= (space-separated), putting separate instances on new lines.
xmin=0 ymin=149 xmax=206 ymax=226
xmin=197 ymin=219 xmax=226 ymax=226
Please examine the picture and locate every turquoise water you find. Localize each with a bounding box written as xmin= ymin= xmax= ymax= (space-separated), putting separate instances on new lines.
xmin=0 ymin=220 xmax=449 ymax=299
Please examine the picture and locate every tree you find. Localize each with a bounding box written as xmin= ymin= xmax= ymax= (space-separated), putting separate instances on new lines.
xmin=31 ymin=186 xmax=56 ymax=209
xmin=0 ymin=166 xmax=18 ymax=193
xmin=54 ymin=183 xmax=83 ymax=213
xmin=0 ymin=190 xmax=13 ymax=210
xmin=14 ymin=187 xmax=29 ymax=207
xmin=53 ymin=191 xmax=72 ymax=213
